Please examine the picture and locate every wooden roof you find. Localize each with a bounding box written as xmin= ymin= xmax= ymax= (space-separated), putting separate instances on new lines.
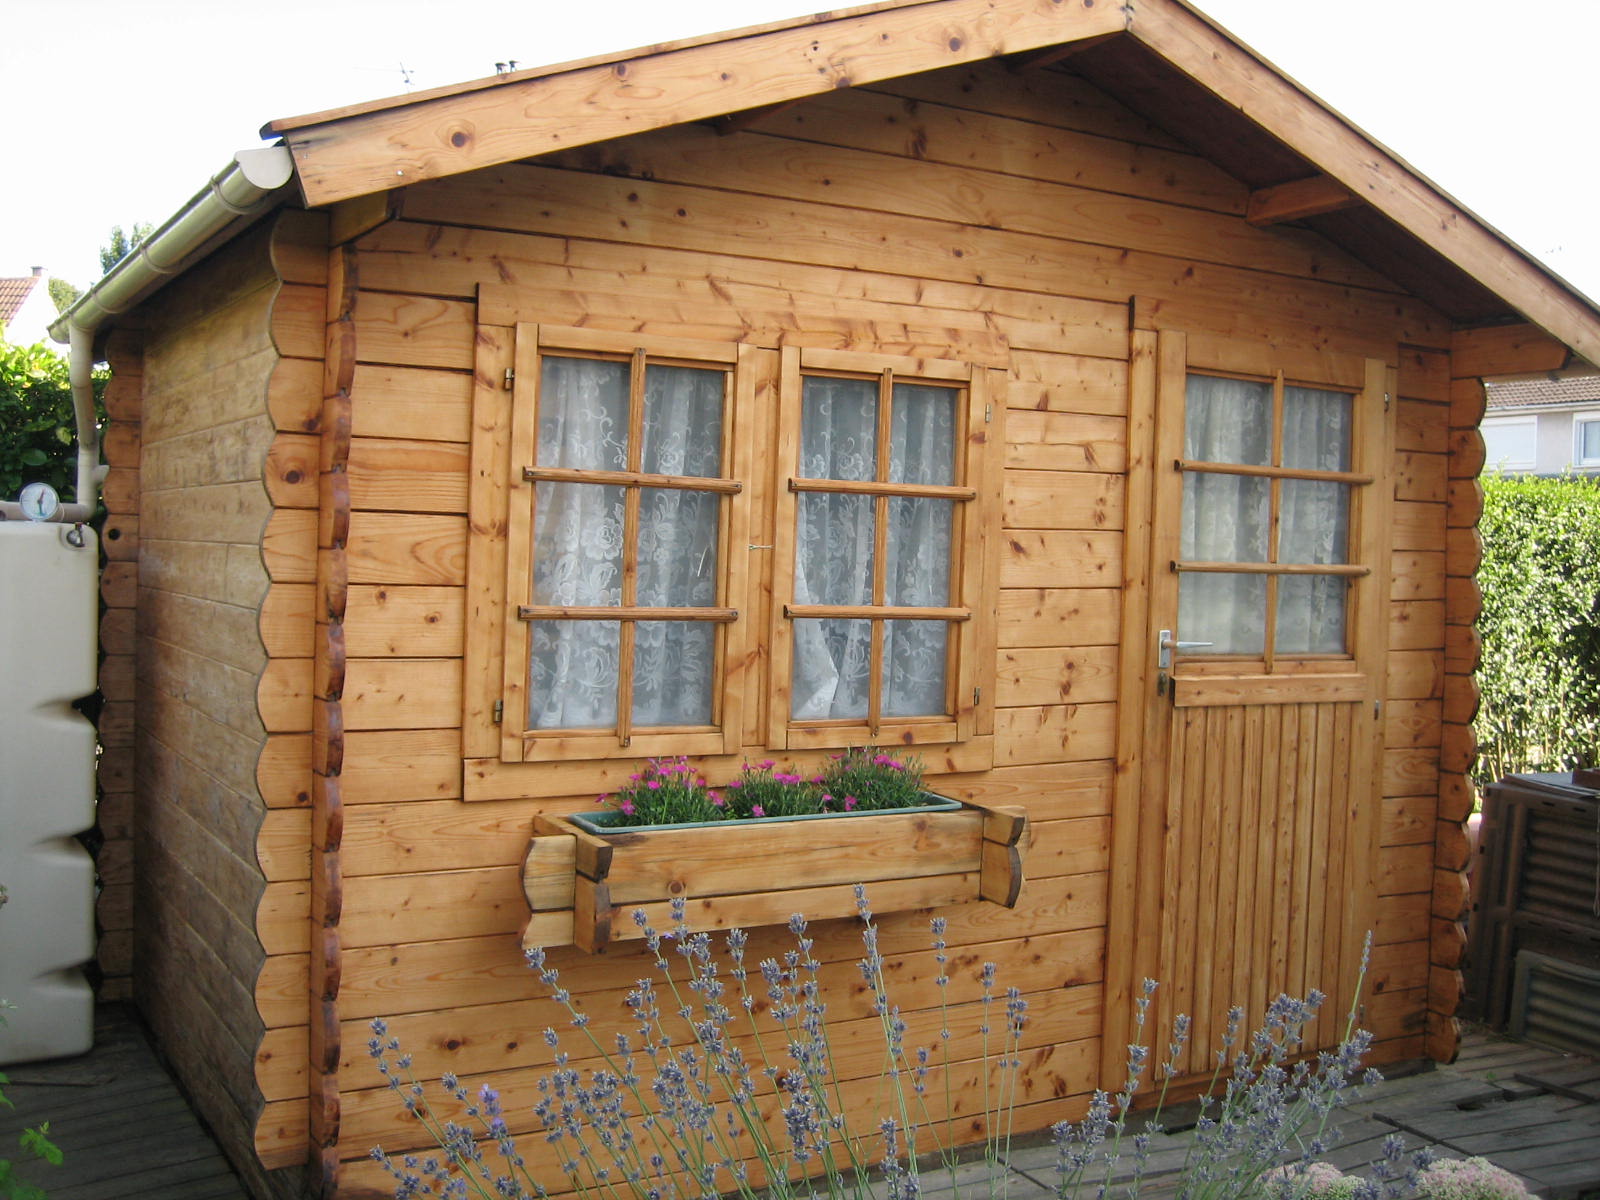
xmin=264 ymin=0 xmax=1600 ymax=367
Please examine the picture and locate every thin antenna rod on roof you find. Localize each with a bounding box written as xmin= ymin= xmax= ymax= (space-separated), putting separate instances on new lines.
xmin=399 ymin=61 xmax=414 ymax=90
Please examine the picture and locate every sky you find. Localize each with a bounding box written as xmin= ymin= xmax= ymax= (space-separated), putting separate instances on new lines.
xmin=2 ymin=0 xmax=1597 ymax=314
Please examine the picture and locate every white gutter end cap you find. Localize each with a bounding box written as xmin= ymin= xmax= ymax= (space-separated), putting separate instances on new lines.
xmin=235 ymin=145 xmax=295 ymax=191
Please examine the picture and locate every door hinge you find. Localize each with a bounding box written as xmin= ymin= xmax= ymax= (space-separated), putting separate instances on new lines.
xmin=984 ymin=403 xmax=993 ymax=423
xmin=973 ymin=685 xmax=982 ymax=705
xmin=504 ymin=368 xmax=515 ymax=390
xmin=1384 ymin=391 xmax=1392 ymax=412
xmin=493 ymin=699 xmax=504 ymax=724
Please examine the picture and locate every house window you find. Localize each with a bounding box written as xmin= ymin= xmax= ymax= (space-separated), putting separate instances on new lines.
xmin=1574 ymin=413 xmax=1600 ymax=468
xmin=498 ymin=327 xmax=747 ymax=762
xmin=771 ymin=348 xmax=991 ymax=749
xmin=1177 ymin=371 xmax=1369 ymax=666
xmin=1482 ymin=415 xmax=1537 ymax=472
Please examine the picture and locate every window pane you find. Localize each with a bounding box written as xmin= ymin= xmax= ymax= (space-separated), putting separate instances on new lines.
xmin=801 ymin=375 xmax=877 ymax=481
xmin=642 ymin=364 xmax=724 ymax=477
xmin=883 ymin=620 xmax=948 ymax=717
xmin=886 ymin=497 xmax=952 ymax=606
xmin=1181 ymin=473 xmax=1270 ymax=562
xmin=1282 ymin=386 xmax=1352 ymax=471
xmin=528 ymin=619 xmax=619 ymax=728
xmin=796 ymin=493 xmax=873 ymax=605
xmin=537 ymin=357 xmax=628 ymax=470
xmin=791 ymin=618 xmax=871 ymax=719
xmin=1580 ymin=420 xmax=1600 ymax=463
xmin=1278 ymin=481 xmax=1350 ymax=565
xmin=1179 ymin=573 xmax=1266 ymax=655
xmin=1276 ymin=575 xmax=1348 ymax=655
xmin=532 ymin=482 xmax=624 ymax=606
xmin=633 ymin=622 xmax=714 ymax=725
xmin=889 ymin=383 xmax=957 ymax=484
xmin=637 ymin=488 xmax=720 ymax=607
xmin=1186 ymin=375 xmax=1271 ymax=465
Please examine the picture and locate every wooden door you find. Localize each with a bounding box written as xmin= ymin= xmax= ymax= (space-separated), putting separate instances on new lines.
xmin=1107 ymin=329 xmax=1396 ymax=1081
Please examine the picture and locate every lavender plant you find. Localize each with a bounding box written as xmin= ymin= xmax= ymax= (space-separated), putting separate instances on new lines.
xmin=370 ymin=888 xmax=1024 ymax=1200
xmin=371 ymin=904 xmax=1415 ymax=1200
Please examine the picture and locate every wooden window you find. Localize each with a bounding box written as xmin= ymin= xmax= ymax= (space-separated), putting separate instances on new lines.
xmin=495 ymin=326 xmax=753 ymax=763
xmin=769 ymin=348 xmax=993 ymax=750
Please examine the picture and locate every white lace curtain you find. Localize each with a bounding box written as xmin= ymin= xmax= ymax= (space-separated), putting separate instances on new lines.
xmin=1180 ymin=375 xmax=1352 ymax=656
xmin=526 ymin=357 xmax=724 ymax=729
xmin=791 ymin=377 xmax=956 ymax=719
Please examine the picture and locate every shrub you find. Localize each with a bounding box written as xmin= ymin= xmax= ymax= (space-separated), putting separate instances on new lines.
xmin=1415 ymin=1156 xmax=1531 ymax=1200
xmin=0 ymin=342 xmax=105 ymax=506
xmin=1474 ymin=473 xmax=1600 ymax=783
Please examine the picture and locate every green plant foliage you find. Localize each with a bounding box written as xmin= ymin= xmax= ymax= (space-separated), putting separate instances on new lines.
xmin=0 ymin=342 xmax=104 ymax=504
xmin=1474 ymin=473 xmax=1600 ymax=784
xmin=98 ymin=224 xmax=154 ymax=276
xmin=44 ymin=278 xmax=80 ymax=316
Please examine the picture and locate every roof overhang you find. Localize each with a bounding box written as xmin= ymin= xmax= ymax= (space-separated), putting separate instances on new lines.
xmin=243 ymin=0 xmax=1596 ymax=371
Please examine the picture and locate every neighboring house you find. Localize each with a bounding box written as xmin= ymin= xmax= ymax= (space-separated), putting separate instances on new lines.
xmin=46 ymin=1 xmax=1600 ymax=1196
xmin=1482 ymin=375 xmax=1600 ymax=474
xmin=0 ymin=267 xmax=60 ymax=348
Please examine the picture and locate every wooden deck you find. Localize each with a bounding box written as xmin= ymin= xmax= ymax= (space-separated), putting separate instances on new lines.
xmin=1 ymin=1007 xmax=1597 ymax=1199
xmin=0 ymin=1004 xmax=247 ymax=1199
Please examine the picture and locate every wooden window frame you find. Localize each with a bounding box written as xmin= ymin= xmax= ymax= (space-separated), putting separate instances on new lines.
xmin=1155 ymin=333 xmax=1395 ymax=708
xmin=484 ymin=323 xmax=757 ymax=766
xmin=768 ymin=346 xmax=998 ymax=753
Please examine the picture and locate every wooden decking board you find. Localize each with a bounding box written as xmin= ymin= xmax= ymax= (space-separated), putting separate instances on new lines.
xmin=0 ymin=1005 xmax=248 ymax=1200
xmin=1515 ymin=1061 xmax=1600 ymax=1102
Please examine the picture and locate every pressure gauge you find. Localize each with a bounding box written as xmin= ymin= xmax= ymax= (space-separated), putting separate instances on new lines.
xmin=18 ymin=481 xmax=60 ymax=522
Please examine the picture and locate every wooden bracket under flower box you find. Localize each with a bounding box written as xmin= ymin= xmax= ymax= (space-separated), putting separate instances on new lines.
xmin=520 ymin=800 xmax=1028 ymax=953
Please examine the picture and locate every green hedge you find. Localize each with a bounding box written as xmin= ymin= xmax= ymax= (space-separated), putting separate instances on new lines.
xmin=1474 ymin=473 xmax=1600 ymax=784
xmin=0 ymin=342 xmax=87 ymax=502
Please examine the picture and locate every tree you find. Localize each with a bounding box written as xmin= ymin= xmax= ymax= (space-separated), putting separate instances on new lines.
xmin=46 ymin=276 xmax=81 ymax=314
xmin=99 ymin=223 xmax=154 ymax=275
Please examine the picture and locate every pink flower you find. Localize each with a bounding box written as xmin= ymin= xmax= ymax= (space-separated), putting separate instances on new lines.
xmin=774 ymin=772 xmax=802 ymax=784
xmin=710 ymin=790 xmax=726 ymax=807
xmin=620 ymin=799 xmax=636 ymax=815
xmin=844 ymin=796 xmax=858 ymax=811
xmin=751 ymin=805 xmax=766 ymax=818
xmin=647 ymin=780 xmax=661 ymax=790
xmin=757 ymin=759 xmax=775 ymax=770
xmin=873 ymin=754 xmax=902 ymax=769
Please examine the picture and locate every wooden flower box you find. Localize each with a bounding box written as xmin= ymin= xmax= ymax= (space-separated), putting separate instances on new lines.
xmin=521 ymin=798 xmax=1028 ymax=953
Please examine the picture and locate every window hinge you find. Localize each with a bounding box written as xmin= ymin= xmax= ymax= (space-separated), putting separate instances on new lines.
xmin=504 ymin=368 xmax=515 ymax=390
xmin=984 ymin=404 xmax=993 ymax=423
xmin=974 ymin=685 xmax=981 ymax=705
xmin=492 ymin=699 xmax=504 ymax=724
xmin=1384 ymin=391 xmax=1391 ymax=412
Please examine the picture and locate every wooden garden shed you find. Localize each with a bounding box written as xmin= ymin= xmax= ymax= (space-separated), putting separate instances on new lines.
xmin=60 ymin=0 xmax=1600 ymax=1196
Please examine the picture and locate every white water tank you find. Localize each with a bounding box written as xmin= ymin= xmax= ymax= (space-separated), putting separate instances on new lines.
xmin=0 ymin=519 xmax=98 ymax=1064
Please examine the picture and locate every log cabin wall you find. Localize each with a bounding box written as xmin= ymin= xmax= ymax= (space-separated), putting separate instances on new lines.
xmin=236 ymin=60 xmax=1458 ymax=1191
xmin=125 ymin=212 xmax=325 ymax=1200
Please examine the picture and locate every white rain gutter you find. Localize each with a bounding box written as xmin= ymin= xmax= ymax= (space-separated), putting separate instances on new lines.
xmin=1 ymin=146 xmax=296 ymax=524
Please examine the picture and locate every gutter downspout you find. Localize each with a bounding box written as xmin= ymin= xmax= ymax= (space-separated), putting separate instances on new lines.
xmin=1 ymin=146 xmax=296 ymax=525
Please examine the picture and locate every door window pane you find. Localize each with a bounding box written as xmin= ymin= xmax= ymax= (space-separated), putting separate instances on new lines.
xmin=633 ymin=622 xmax=715 ymax=725
xmin=1181 ymin=474 xmax=1270 ymax=562
xmin=637 ymin=488 xmax=720 ymax=607
xmin=796 ymin=493 xmax=874 ymax=606
xmin=532 ymin=482 xmax=624 ymax=606
xmin=889 ymin=383 xmax=957 ymax=485
xmin=1283 ymin=386 xmax=1352 ymax=471
xmin=886 ymin=497 xmax=953 ymax=606
xmin=641 ymin=364 xmax=724 ymax=477
xmin=1276 ymin=576 xmax=1348 ymax=654
xmin=1179 ymin=573 xmax=1267 ymax=656
xmin=1185 ymin=375 xmax=1272 ymax=465
xmin=1278 ymin=481 xmax=1350 ymax=565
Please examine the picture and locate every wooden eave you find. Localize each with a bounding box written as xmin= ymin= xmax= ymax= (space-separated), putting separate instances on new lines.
xmin=264 ymin=0 xmax=1600 ymax=368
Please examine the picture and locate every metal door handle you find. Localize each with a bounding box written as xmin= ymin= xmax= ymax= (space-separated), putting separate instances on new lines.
xmin=1157 ymin=628 xmax=1212 ymax=670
